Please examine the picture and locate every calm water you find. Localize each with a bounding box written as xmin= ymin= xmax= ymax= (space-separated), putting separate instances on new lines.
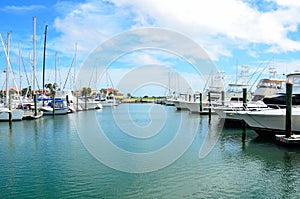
xmin=1 ymin=104 xmax=300 ymax=198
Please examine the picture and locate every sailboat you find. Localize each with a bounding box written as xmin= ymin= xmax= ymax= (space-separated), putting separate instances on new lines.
xmin=20 ymin=16 xmax=44 ymax=119
xmin=0 ymin=33 xmax=24 ymax=121
xmin=98 ymin=71 xmax=119 ymax=107
xmin=37 ymin=23 xmax=69 ymax=115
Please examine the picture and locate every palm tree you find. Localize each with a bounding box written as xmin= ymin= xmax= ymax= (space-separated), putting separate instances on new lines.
xmin=45 ymin=82 xmax=58 ymax=96
xmin=82 ymin=87 xmax=91 ymax=97
xmin=45 ymin=82 xmax=58 ymax=114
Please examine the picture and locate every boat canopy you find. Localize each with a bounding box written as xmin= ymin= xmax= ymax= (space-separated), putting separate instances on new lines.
xmin=37 ymin=98 xmax=65 ymax=102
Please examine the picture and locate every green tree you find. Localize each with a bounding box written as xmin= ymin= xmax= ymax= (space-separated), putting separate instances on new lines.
xmin=21 ymin=86 xmax=31 ymax=97
xmin=45 ymin=82 xmax=58 ymax=96
xmin=82 ymin=87 xmax=92 ymax=96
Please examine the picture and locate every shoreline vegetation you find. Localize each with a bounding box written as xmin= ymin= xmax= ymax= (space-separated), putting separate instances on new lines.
xmin=120 ymin=97 xmax=161 ymax=103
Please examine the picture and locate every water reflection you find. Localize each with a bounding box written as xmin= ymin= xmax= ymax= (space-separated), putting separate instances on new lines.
xmin=280 ymin=152 xmax=297 ymax=198
xmin=1 ymin=105 xmax=300 ymax=198
xmin=198 ymin=115 xmax=224 ymax=159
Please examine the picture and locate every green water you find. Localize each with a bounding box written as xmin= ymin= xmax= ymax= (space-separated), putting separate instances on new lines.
xmin=1 ymin=104 xmax=300 ymax=198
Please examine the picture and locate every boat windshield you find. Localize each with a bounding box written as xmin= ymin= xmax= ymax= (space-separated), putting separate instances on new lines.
xmin=278 ymin=73 xmax=300 ymax=94
xmin=226 ymin=85 xmax=244 ymax=93
xmin=256 ymin=79 xmax=284 ymax=89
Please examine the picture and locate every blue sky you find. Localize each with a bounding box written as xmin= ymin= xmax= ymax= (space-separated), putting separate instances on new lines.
xmin=1 ymin=0 xmax=300 ymax=96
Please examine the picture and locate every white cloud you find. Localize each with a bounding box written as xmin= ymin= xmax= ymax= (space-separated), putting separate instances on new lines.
xmin=272 ymin=0 xmax=300 ymax=7
xmin=114 ymin=50 xmax=173 ymax=68
xmin=109 ymin=0 xmax=300 ymax=56
xmin=50 ymin=0 xmax=300 ymax=63
xmin=1 ymin=5 xmax=46 ymax=12
xmin=49 ymin=0 xmax=130 ymax=60
xmin=44 ymin=0 xmax=300 ymax=97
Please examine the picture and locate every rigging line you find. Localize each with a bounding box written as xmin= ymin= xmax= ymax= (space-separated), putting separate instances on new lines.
xmin=248 ymin=58 xmax=274 ymax=92
xmin=19 ymin=48 xmax=31 ymax=86
xmin=63 ymin=52 xmax=76 ymax=90
xmin=202 ymin=70 xmax=214 ymax=93
xmin=35 ymin=75 xmax=40 ymax=91
xmin=88 ymin=64 xmax=96 ymax=89
xmin=0 ymin=33 xmax=23 ymax=103
xmin=247 ymin=57 xmax=274 ymax=85
xmin=107 ymin=70 xmax=114 ymax=89
xmin=246 ymin=61 xmax=266 ymax=84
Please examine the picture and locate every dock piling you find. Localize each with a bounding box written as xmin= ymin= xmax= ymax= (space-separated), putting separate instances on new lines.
xmin=76 ymin=92 xmax=78 ymax=111
xmin=221 ymin=90 xmax=225 ymax=106
xmin=275 ymin=81 xmax=299 ymax=145
xmin=242 ymin=88 xmax=247 ymax=110
xmin=8 ymin=91 xmax=12 ymax=122
xmin=52 ymin=95 xmax=56 ymax=115
xmin=208 ymin=91 xmax=211 ymax=123
xmin=285 ymin=82 xmax=293 ymax=138
xmin=199 ymin=93 xmax=203 ymax=113
xmin=84 ymin=92 xmax=87 ymax=110
xmin=34 ymin=94 xmax=37 ymax=116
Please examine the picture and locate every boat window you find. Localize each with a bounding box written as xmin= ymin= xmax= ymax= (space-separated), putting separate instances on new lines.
xmin=227 ymin=87 xmax=243 ymax=93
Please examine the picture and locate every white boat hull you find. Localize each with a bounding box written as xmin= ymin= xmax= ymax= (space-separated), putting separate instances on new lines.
xmin=101 ymin=102 xmax=118 ymax=107
xmin=0 ymin=109 xmax=24 ymax=121
xmin=236 ymin=108 xmax=300 ymax=134
xmin=165 ymin=99 xmax=175 ymax=106
xmin=79 ymin=102 xmax=103 ymax=110
xmin=172 ymin=100 xmax=190 ymax=110
xmin=23 ymin=110 xmax=43 ymax=120
xmin=214 ymin=101 xmax=267 ymax=120
xmin=185 ymin=101 xmax=212 ymax=113
xmin=40 ymin=107 xmax=69 ymax=115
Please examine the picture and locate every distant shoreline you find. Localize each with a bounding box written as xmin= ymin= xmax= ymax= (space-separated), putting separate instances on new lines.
xmin=121 ymin=98 xmax=156 ymax=103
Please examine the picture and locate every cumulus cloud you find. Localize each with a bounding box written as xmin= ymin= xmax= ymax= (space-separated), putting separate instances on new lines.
xmin=109 ymin=0 xmax=300 ymax=54
xmin=47 ymin=0 xmax=300 ymax=96
xmin=51 ymin=0 xmax=300 ymax=63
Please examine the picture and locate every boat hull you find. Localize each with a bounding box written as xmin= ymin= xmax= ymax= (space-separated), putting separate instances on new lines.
xmin=172 ymin=100 xmax=190 ymax=110
xmin=0 ymin=109 xmax=24 ymax=121
xmin=78 ymin=102 xmax=103 ymax=110
xmin=40 ymin=107 xmax=69 ymax=115
xmin=187 ymin=101 xmax=212 ymax=114
xmin=23 ymin=111 xmax=43 ymax=120
xmin=237 ymin=108 xmax=300 ymax=135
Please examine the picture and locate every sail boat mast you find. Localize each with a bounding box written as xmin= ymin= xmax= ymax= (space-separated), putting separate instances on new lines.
xmin=18 ymin=42 xmax=22 ymax=91
xmin=55 ymin=52 xmax=57 ymax=84
xmin=74 ymin=43 xmax=77 ymax=91
xmin=33 ymin=16 xmax=36 ymax=93
xmin=5 ymin=32 xmax=10 ymax=106
xmin=42 ymin=25 xmax=48 ymax=96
